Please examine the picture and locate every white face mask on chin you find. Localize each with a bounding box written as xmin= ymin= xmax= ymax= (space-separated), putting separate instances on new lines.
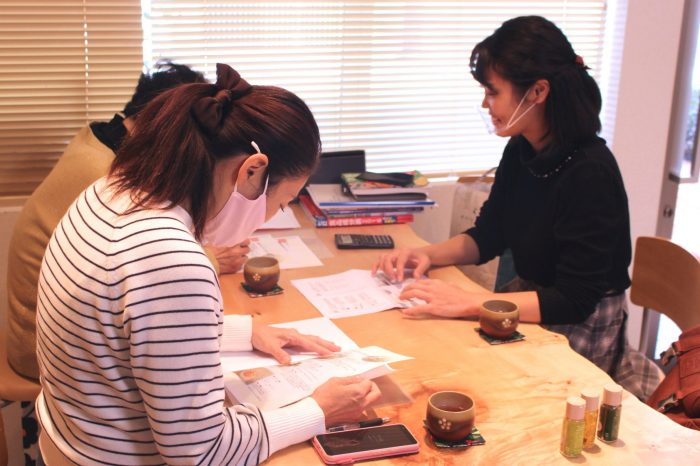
xmin=202 ymin=141 xmax=269 ymax=247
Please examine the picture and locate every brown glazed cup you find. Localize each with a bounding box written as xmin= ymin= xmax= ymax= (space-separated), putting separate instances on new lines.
xmin=243 ymin=256 xmax=280 ymax=293
xmin=426 ymin=391 xmax=476 ymax=442
xmin=479 ymin=299 xmax=519 ymax=339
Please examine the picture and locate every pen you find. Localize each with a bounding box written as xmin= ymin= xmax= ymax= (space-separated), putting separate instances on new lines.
xmin=327 ymin=417 xmax=390 ymax=432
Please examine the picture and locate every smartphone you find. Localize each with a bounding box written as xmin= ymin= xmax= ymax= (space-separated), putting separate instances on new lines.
xmin=312 ymin=424 xmax=419 ymax=464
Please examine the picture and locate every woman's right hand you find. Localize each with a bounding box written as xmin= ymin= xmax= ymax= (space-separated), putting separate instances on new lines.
xmin=312 ymin=376 xmax=381 ymax=427
xmin=372 ymin=248 xmax=431 ymax=282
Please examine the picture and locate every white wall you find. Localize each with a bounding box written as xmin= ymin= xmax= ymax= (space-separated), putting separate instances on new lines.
xmin=611 ymin=0 xmax=686 ymax=347
xmin=410 ymin=180 xmax=457 ymax=244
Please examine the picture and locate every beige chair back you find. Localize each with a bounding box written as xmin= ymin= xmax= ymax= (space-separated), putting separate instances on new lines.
xmin=631 ymin=236 xmax=700 ymax=332
xmin=0 ymin=328 xmax=42 ymax=465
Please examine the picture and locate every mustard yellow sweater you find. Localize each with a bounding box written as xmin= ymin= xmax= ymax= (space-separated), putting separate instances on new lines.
xmin=7 ymin=126 xmax=221 ymax=379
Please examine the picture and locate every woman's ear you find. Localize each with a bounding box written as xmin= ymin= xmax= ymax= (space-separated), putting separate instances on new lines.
xmin=236 ymin=152 xmax=269 ymax=196
xmin=531 ymin=79 xmax=550 ymax=104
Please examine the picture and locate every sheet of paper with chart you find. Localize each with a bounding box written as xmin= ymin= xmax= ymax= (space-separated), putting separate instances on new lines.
xmin=290 ymin=269 xmax=425 ymax=319
xmin=247 ymin=234 xmax=323 ymax=269
xmin=224 ymin=346 xmax=412 ymax=410
xmin=219 ymin=317 xmax=359 ymax=374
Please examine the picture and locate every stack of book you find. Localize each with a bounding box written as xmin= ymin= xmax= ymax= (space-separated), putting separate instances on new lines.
xmin=300 ymin=172 xmax=435 ymax=227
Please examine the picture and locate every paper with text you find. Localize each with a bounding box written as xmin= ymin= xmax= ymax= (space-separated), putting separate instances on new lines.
xmin=291 ymin=269 xmax=425 ymax=318
xmin=220 ymin=317 xmax=358 ymax=374
xmin=248 ymin=234 xmax=323 ymax=269
xmin=224 ymin=346 xmax=412 ymax=410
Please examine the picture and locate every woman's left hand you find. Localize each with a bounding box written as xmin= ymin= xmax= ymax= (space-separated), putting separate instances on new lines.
xmin=251 ymin=322 xmax=341 ymax=364
xmin=399 ymin=279 xmax=486 ymax=318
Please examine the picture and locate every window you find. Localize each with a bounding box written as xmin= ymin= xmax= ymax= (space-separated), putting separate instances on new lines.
xmin=145 ymin=0 xmax=609 ymax=176
xmin=0 ymin=0 xmax=143 ymax=197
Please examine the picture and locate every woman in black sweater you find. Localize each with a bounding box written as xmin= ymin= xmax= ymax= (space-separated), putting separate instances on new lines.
xmin=374 ymin=16 xmax=660 ymax=399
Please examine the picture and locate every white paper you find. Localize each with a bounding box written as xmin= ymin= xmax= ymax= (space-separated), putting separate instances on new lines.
xmin=291 ymin=269 xmax=425 ymax=319
xmin=220 ymin=317 xmax=359 ymax=374
xmin=257 ymin=208 xmax=301 ymax=229
xmin=224 ymin=346 xmax=412 ymax=410
xmin=247 ymin=234 xmax=323 ymax=269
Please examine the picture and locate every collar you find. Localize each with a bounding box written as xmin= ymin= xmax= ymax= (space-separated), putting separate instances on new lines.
xmin=517 ymin=136 xmax=598 ymax=178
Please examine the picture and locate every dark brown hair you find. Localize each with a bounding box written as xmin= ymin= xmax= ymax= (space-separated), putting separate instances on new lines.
xmin=110 ymin=71 xmax=320 ymax=239
xmin=470 ymin=16 xmax=602 ymax=153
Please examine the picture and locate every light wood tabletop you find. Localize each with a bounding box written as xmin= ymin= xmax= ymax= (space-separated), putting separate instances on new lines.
xmin=219 ymin=206 xmax=700 ymax=466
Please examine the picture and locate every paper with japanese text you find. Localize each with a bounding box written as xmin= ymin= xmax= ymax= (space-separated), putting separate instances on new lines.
xmin=224 ymin=346 xmax=412 ymax=410
xmin=291 ymin=269 xmax=425 ymax=318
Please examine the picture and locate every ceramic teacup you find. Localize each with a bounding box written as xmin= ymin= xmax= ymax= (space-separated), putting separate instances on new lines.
xmin=243 ymin=256 xmax=280 ymax=293
xmin=426 ymin=391 xmax=475 ymax=442
xmin=479 ymin=299 xmax=519 ymax=339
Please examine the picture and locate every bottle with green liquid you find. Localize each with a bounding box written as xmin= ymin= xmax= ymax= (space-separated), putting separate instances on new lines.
xmin=560 ymin=396 xmax=585 ymax=458
xmin=597 ymin=383 xmax=623 ymax=443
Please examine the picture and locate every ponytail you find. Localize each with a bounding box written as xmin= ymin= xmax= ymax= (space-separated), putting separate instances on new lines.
xmin=110 ymin=64 xmax=320 ymax=239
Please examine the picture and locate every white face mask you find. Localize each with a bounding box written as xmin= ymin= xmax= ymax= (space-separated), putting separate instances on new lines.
xmin=202 ymin=141 xmax=268 ymax=247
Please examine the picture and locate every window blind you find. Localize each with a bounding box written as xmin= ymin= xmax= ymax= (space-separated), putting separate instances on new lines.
xmin=146 ymin=0 xmax=608 ymax=176
xmin=0 ymin=0 xmax=143 ymax=197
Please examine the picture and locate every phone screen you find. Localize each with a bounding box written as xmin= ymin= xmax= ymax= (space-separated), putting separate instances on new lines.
xmin=315 ymin=424 xmax=418 ymax=456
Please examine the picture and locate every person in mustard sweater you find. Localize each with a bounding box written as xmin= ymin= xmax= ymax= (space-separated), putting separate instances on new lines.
xmin=6 ymin=62 xmax=251 ymax=381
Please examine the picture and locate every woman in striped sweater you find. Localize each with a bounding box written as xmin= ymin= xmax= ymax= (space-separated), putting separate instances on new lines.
xmin=36 ymin=63 xmax=380 ymax=465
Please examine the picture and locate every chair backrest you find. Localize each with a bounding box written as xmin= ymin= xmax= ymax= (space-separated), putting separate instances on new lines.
xmin=0 ymin=328 xmax=42 ymax=465
xmin=630 ymin=236 xmax=700 ymax=332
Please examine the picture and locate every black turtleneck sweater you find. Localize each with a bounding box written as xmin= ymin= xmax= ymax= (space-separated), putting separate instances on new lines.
xmin=466 ymin=136 xmax=632 ymax=325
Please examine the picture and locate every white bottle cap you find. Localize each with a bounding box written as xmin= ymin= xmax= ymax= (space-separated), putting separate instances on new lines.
xmin=580 ymin=388 xmax=600 ymax=411
xmin=566 ymin=396 xmax=586 ymax=420
xmin=602 ymin=383 xmax=623 ymax=406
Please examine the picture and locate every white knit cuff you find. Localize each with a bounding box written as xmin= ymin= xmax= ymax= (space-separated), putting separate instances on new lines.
xmin=262 ymin=397 xmax=326 ymax=456
xmin=221 ymin=314 xmax=253 ymax=352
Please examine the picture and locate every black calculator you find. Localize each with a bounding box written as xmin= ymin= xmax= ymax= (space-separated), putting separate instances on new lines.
xmin=335 ymin=234 xmax=395 ymax=249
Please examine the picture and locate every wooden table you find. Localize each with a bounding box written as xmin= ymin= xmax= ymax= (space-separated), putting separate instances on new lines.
xmin=220 ymin=207 xmax=700 ymax=465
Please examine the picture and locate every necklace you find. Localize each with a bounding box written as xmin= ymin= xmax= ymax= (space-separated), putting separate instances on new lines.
xmin=527 ymin=150 xmax=577 ymax=179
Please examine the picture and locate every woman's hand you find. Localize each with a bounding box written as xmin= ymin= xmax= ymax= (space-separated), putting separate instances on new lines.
xmin=211 ymin=240 xmax=251 ymax=274
xmin=251 ymin=322 xmax=341 ymax=364
xmin=372 ymin=248 xmax=431 ymax=282
xmin=399 ymin=279 xmax=485 ymax=318
xmin=312 ymin=376 xmax=382 ymax=427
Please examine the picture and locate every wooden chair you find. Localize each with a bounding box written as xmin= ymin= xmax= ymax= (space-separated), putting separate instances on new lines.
xmin=0 ymin=327 xmax=41 ymax=465
xmin=631 ymin=236 xmax=700 ymax=357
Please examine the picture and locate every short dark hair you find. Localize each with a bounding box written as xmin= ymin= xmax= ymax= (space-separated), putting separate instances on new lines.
xmin=470 ymin=16 xmax=602 ymax=151
xmin=110 ymin=72 xmax=320 ymax=240
xmin=122 ymin=60 xmax=207 ymax=117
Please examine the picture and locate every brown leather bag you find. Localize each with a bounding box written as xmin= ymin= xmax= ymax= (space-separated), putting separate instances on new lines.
xmin=646 ymin=324 xmax=700 ymax=430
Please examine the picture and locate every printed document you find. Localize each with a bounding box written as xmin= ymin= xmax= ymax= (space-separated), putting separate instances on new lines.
xmin=291 ymin=269 xmax=425 ymax=318
xmin=248 ymin=234 xmax=323 ymax=269
xmin=224 ymin=346 xmax=412 ymax=410
xmin=220 ymin=317 xmax=358 ymax=374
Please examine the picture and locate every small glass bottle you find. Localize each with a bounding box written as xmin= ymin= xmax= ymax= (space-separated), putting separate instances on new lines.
xmin=580 ymin=388 xmax=600 ymax=449
xmin=560 ymin=396 xmax=585 ymax=458
xmin=597 ymin=383 xmax=623 ymax=443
